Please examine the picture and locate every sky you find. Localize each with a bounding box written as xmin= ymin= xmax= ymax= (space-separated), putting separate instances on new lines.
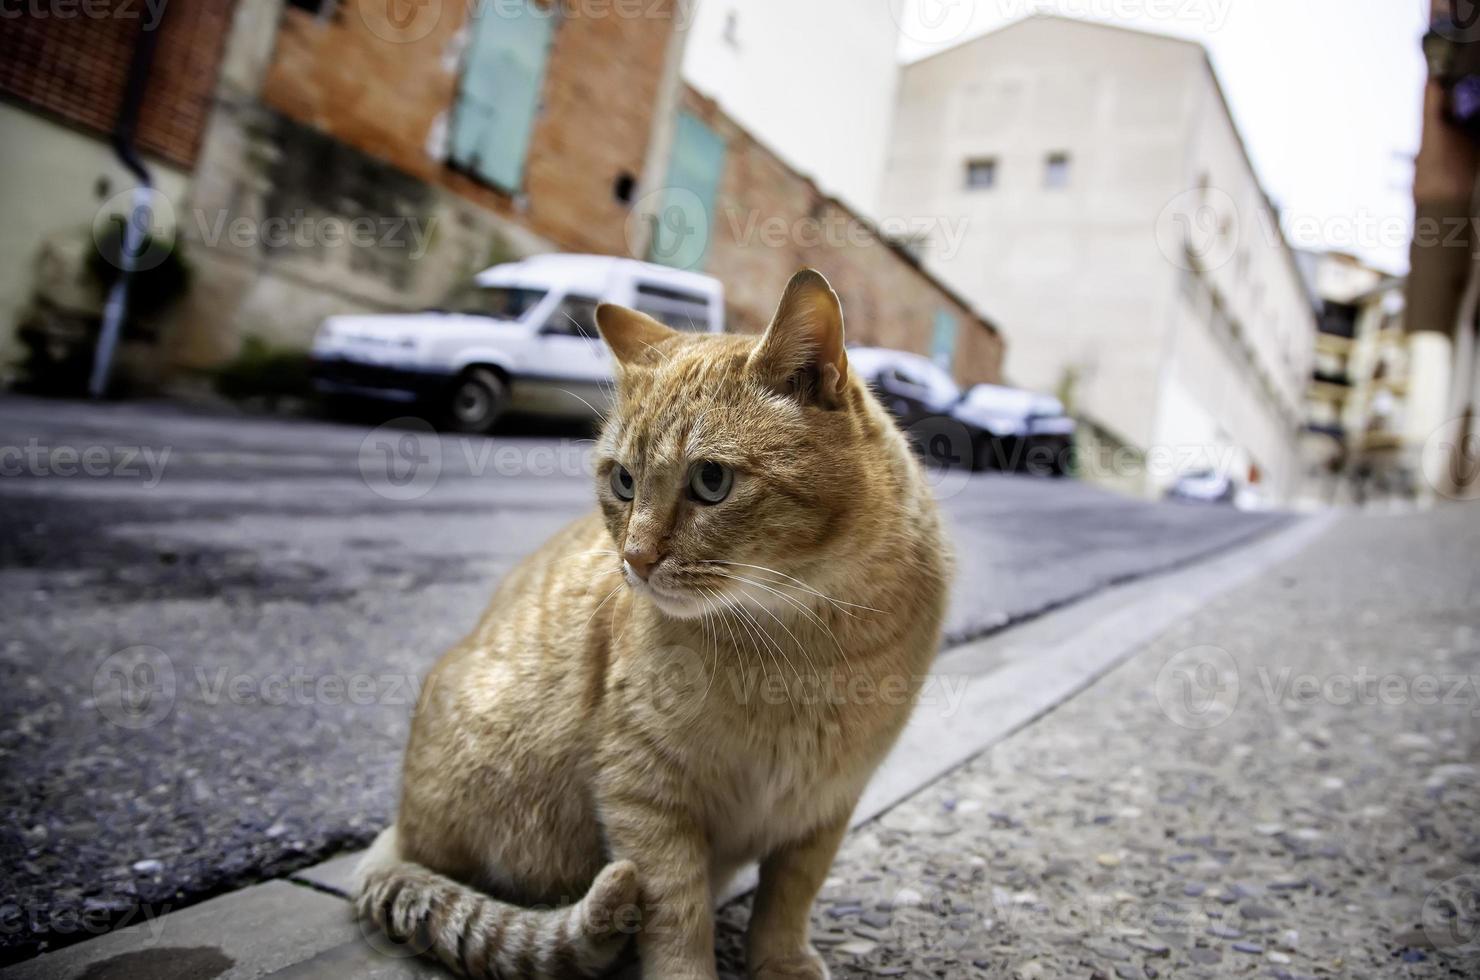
xmin=895 ymin=0 xmax=1429 ymax=274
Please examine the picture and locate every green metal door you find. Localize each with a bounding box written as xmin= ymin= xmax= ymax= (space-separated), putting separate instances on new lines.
xmin=932 ymin=308 xmax=959 ymax=370
xmin=449 ymin=2 xmax=555 ymax=192
xmin=650 ymin=111 xmax=726 ymax=271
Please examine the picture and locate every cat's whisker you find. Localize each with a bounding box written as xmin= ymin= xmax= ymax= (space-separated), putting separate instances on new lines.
xmin=584 ymin=582 xmax=625 ymax=627
xmin=578 ymin=567 xmax=622 ymax=588
xmin=746 ymin=592 xmax=823 ymax=688
xmin=709 ymin=572 xmax=844 ymax=649
xmin=556 ymin=387 xmax=612 ymax=428
xmin=556 ymin=548 xmax=622 ymax=565
xmin=702 ymin=586 xmax=748 ymax=695
xmin=733 ymin=603 xmax=802 ymax=715
xmin=633 ymin=339 xmax=672 ymax=364
xmin=709 ymin=571 xmax=854 ymax=678
xmin=612 ymin=591 xmax=632 ymax=648
xmin=695 ymin=590 xmax=720 ymax=703
xmin=697 ymin=560 xmax=880 ymax=615
xmin=712 ymin=597 xmax=749 ymax=692
xmin=728 ymin=600 xmax=780 ymax=690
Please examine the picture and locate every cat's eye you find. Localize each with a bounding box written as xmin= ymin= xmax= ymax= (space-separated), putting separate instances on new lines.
xmin=610 ymin=464 xmax=635 ymax=501
xmin=688 ymin=461 xmax=733 ymax=505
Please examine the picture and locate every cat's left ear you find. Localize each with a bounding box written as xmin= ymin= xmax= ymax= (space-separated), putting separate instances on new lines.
xmin=748 ymin=269 xmax=848 ymax=409
xmin=595 ymin=303 xmax=680 ymax=368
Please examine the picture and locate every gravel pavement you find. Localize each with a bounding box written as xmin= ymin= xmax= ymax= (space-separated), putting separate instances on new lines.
xmin=0 ymin=396 xmax=1285 ymax=963
xmin=712 ymin=507 xmax=1480 ymax=978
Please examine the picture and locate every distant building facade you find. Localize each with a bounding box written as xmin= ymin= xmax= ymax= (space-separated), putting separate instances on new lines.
xmin=1299 ymin=252 xmax=1452 ymax=507
xmin=0 ymin=0 xmax=1003 ymax=395
xmin=680 ymin=0 xmax=902 ymax=217
xmin=881 ymin=16 xmax=1317 ymax=503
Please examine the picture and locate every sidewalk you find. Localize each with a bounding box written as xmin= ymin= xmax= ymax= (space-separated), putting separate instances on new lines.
xmin=712 ymin=506 xmax=1480 ymax=977
xmin=6 ymin=507 xmax=1476 ymax=978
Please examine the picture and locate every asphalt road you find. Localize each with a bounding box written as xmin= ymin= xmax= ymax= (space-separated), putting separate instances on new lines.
xmin=0 ymin=395 xmax=1289 ymax=962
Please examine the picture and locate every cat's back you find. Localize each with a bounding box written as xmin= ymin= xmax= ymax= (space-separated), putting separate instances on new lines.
xmin=474 ymin=510 xmax=621 ymax=651
xmin=419 ymin=510 xmax=621 ymax=719
xmin=398 ymin=511 xmax=618 ymax=893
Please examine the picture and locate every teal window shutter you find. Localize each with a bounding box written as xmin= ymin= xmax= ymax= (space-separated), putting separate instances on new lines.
xmin=650 ymin=111 xmax=726 ymax=271
xmin=450 ymin=2 xmax=555 ymax=193
xmin=932 ymin=309 xmax=958 ymax=370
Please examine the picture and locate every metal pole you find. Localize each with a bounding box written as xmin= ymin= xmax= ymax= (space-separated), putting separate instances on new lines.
xmin=88 ymin=4 xmax=165 ymax=398
xmin=90 ymin=186 xmax=153 ymax=398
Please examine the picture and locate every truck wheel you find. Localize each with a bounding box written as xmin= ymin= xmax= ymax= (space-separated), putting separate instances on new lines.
xmin=445 ymin=368 xmax=506 ymax=434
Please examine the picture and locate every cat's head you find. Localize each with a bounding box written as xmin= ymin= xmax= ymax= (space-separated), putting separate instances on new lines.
xmin=593 ymin=270 xmax=880 ymax=619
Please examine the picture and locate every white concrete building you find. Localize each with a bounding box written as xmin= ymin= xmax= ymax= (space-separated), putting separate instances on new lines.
xmin=881 ymin=16 xmax=1318 ymax=503
xmin=680 ymin=0 xmax=901 ymax=216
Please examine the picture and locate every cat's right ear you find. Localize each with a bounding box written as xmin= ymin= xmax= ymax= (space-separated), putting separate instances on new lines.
xmin=595 ymin=304 xmax=679 ymax=369
xmin=748 ymin=269 xmax=848 ymax=409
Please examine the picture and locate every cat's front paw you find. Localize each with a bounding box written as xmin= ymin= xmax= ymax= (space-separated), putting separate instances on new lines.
xmin=750 ymin=946 xmax=830 ymax=980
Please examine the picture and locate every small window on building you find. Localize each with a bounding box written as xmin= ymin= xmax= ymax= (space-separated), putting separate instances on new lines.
xmin=964 ymin=158 xmax=998 ymax=190
xmin=1044 ymin=152 xmax=1071 ymax=189
xmin=613 ymin=172 xmax=637 ymax=205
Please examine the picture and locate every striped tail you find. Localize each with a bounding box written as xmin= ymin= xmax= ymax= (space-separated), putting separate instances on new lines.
xmin=352 ymin=827 xmax=639 ymax=979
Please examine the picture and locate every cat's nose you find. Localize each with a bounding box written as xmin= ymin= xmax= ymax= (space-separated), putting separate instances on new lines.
xmin=623 ymin=544 xmax=663 ymax=581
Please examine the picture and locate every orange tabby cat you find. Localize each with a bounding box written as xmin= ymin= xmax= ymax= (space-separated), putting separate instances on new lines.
xmin=355 ymin=270 xmax=951 ymax=979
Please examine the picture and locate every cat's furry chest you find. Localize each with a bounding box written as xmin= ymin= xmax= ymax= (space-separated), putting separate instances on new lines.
xmin=611 ymin=663 xmax=883 ymax=865
xmin=701 ymin=720 xmax=867 ymax=865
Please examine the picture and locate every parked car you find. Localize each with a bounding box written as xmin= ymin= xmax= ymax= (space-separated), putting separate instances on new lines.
xmin=1165 ymin=470 xmax=1238 ymax=505
xmin=310 ymin=254 xmax=725 ymax=432
xmin=954 ymin=383 xmax=1075 ymax=477
xmin=847 ymin=347 xmax=1076 ymax=476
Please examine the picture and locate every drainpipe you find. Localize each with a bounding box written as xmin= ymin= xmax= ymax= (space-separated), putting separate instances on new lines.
xmin=629 ymin=0 xmax=698 ymax=262
xmin=1413 ymin=0 xmax=1480 ymax=496
xmin=89 ymin=7 xmax=166 ymax=399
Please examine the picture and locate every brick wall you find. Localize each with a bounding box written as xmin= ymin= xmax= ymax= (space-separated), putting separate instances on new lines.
xmin=680 ymin=89 xmax=1004 ymax=387
xmin=0 ymin=0 xmax=237 ymax=167
xmin=260 ymin=0 xmax=679 ymax=257
xmin=174 ymin=0 xmax=1004 ymax=386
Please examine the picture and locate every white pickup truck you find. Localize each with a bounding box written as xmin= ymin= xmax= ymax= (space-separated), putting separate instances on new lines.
xmin=310 ymin=254 xmax=725 ymax=432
